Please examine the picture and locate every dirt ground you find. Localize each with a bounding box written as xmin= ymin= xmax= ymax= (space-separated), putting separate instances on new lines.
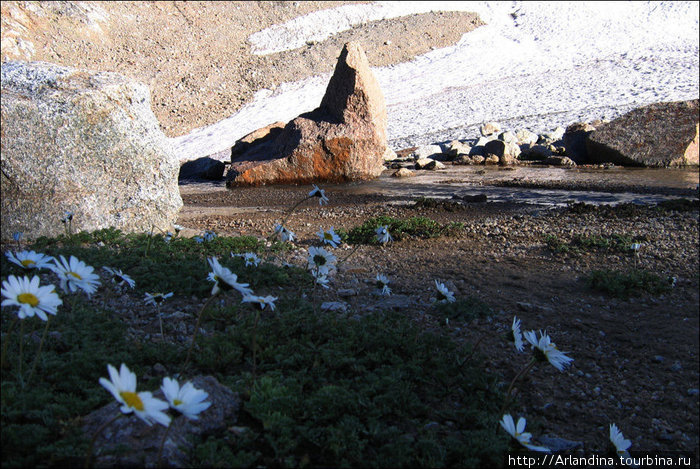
xmin=176 ymin=179 xmax=700 ymax=457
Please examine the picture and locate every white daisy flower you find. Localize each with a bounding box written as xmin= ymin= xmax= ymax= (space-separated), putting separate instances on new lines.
xmin=273 ymin=224 xmax=296 ymax=243
xmin=193 ymin=236 xmax=204 ymax=244
xmin=144 ymin=292 xmax=174 ymax=306
xmin=207 ymin=257 xmax=253 ymax=297
xmin=50 ymin=255 xmax=101 ymax=297
xmin=510 ymin=316 xmax=524 ymax=352
xmin=309 ymin=184 xmax=329 ymax=205
xmin=307 ymin=246 xmax=337 ymax=274
xmin=99 ymin=363 xmax=171 ymax=427
xmin=375 ymin=225 xmax=393 ymax=244
xmin=317 ymin=227 xmax=341 ymax=248
xmin=12 ymin=232 xmax=23 ymax=242
xmin=312 ymin=269 xmax=330 ymax=289
xmin=5 ymin=250 xmax=55 ymax=270
xmin=242 ymin=253 xmax=261 ymax=267
xmin=60 ymin=211 xmax=74 ymax=224
xmin=242 ymin=294 xmax=278 ymax=311
xmin=435 ymin=280 xmax=456 ymax=303
xmin=500 ymin=414 xmax=550 ymax=452
xmin=1 ymin=275 xmax=62 ymax=321
xmin=164 ymin=232 xmax=174 ymax=243
xmin=102 ymin=267 xmax=136 ymax=289
xmin=202 ymin=230 xmax=217 ymax=242
xmin=609 ymin=423 xmax=632 ymax=458
xmin=630 ymin=243 xmax=642 ymax=252
xmin=173 ymin=224 xmax=184 ymax=234
xmin=375 ymin=274 xmax=391 ymax=296
xmin=523 ymin=330 xmax=574 ymax=371
xmin=161 ymin=377 xmax=211 ymax=420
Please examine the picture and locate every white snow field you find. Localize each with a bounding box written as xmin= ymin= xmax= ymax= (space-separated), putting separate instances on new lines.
xmin=172 ymin=1 xmax=699 ymax=162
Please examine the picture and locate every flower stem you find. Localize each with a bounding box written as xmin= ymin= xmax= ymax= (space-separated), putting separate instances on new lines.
xmin=157 ymin=420 xmax=173 ymax=468
xmin=157 ymin=304 xmax=165 ymax=340
xmin=499 ymin=358 xmax=537 ymax=417
xmin=338 ymin=243 xmax=362 ymax=266
xmin=85 ymin=412 xmax=123 ymax=468
xmin=251 ymin=309 xmax=261 ymax=381
xmin=462 ymin=333 xmax=487 ymax=364
xmin=18 ymin=319 xmax=24 ymax=379
xmin=26 ymin=317 xmax=51 ymax=385
xmin=1 ymin=316 xmax=19 ymax=369
xmin=182 ymin=295 xmax=218 ymax=373
xmin=144 ymin=225 xmax=154 ymax=258
xmin=267 ymin=195 xmax=312 ymax=241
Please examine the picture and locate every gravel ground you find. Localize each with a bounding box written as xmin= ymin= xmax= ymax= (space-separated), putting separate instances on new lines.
xmin=171 ymin=181 xmax=700 ymax=456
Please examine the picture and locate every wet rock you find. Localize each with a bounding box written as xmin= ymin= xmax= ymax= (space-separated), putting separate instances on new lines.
xmin=521 ymin=144 xmax=553 ymax=161
xmin=226 ymin=42 xmax=388 ymax=185
xmin=484 ymin=140 xmax=520 ymax=165
xmin=179 ymin=157 xmax=226 ymax=181
xmin=563 ymin=122 xmax=596 ymax=163
xmin=415 ymin=158 xmax=445 ymax=170
xmin=586 ymin=99 xmax=699 ymax=167
xmin=545 ymin=156 xmax=576 ymax=167
xmin=82 ymin=375 xmax=239 ymax=468
xmin=1 ymin=61 xmax=183 ymax=241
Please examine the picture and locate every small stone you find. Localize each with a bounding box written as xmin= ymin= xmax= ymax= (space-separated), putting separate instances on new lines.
xmin=337 ymin=288 xmax=357 ymax=297
xmin=480 ymin=121 xmax=502 ymax=137
xmin=321 ymin=301 xmax=348 ymax=313
xmin=670 ymin=361 xmax=683 ymax=372
xmin=687 ymin=388 xmax=699 ymax=396
xmin=653 ymin=355 xmax=665 ymax=363
xmin=392 ymin=168 xmax=414 ymax=178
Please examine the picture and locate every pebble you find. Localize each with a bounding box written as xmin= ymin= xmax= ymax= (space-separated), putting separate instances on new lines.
xmin=670 ymin=361 xmax=683 ymax=372
xmin=653 ymin=355 xmax=665 ymax=363
xmin=687 ymin=388 xmax=699 ymax=396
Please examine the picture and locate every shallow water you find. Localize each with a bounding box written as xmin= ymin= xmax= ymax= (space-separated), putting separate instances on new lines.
xmin=181 ymin=166 xmax=699 ymax=209
xmin=352 ymin=166 xmax=700 ymax=207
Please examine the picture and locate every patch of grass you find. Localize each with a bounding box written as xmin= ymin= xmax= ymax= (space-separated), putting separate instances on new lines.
xmin=345 ymin=215 xmax=464 ymax=245
xmin=656 ymin=198 xmax=699 ymax=213
xmin=193 ymin=302 xmax=506 ymax=468
xmin=585 ymin=269 xmax=674 ymax=298
xmin=434 ymin=296 xmax=493 ymax=323
xmin=544 ymin=233 xmax=641 ymax=255
xmin=2 ymin=228 xmax=506 ymax=468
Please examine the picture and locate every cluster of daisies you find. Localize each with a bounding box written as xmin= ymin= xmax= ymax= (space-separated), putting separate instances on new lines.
xmin=99 ymin=363 xmax=210 ymax=426
xmin=500 ymin=316 xmax=633 ymax=457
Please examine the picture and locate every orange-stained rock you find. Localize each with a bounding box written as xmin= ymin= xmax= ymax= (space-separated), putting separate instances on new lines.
xmin=226 ymin=42 xmax=388 ymax=186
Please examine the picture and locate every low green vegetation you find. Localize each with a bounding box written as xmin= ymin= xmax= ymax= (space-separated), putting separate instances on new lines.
xmin=343 ymin=215 xmax=464 ymax=245
xmin=544 ymin=233 xmax=641 ymax=255
xmin=1 ymin=229 xmax=507 ymax=468
xmin=585 ymin=269 xmax=674 ymax=298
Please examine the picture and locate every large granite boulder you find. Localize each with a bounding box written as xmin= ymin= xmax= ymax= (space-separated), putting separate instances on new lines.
xmin=1 ymin=61 xmax=182 ymax=241
xmin=586 ymin=100 xmax=699 ymax=167
xmin=226 ymin=42 xmax=388 ymax=186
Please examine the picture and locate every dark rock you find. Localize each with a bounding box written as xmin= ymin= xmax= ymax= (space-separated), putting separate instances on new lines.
xmin=179 ymin=157 xmax=226 ymax=180
xmin=586 ymin=99 xmax=699 ymax=167
xmin=539 ymin=435 xmax=584 ymax=452
xmin=563 ymin=122 xmax=596 ymax=163
xmin=226 ymin=42 xmax=388 ymax=186
xmin=82 ymin=375 xmax=239 ymax=468
xmin=545 ymin=156 xmax=576 ymax=167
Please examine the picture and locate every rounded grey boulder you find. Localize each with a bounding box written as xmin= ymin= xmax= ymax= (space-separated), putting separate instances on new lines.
xmin=1 ymin=61 xmax=182 ymax=240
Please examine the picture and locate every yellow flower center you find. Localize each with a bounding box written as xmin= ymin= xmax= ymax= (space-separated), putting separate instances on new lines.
xmin=69 ymin=271 xmax=82 ymax=280
xmin=120 ymin=391 xmax=145 ymax=411
xmin=313 ymin=255 xmax=326 ymax=266
xmin=324 ymin=232 xmax=333 ymax=240
xmin=18 ymin=293 xmax=39 ymax=307
xmin=173 ymin=399 xmax=183 ymax=406
xmin=21 ymin=259 xmax=36 ymax=267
